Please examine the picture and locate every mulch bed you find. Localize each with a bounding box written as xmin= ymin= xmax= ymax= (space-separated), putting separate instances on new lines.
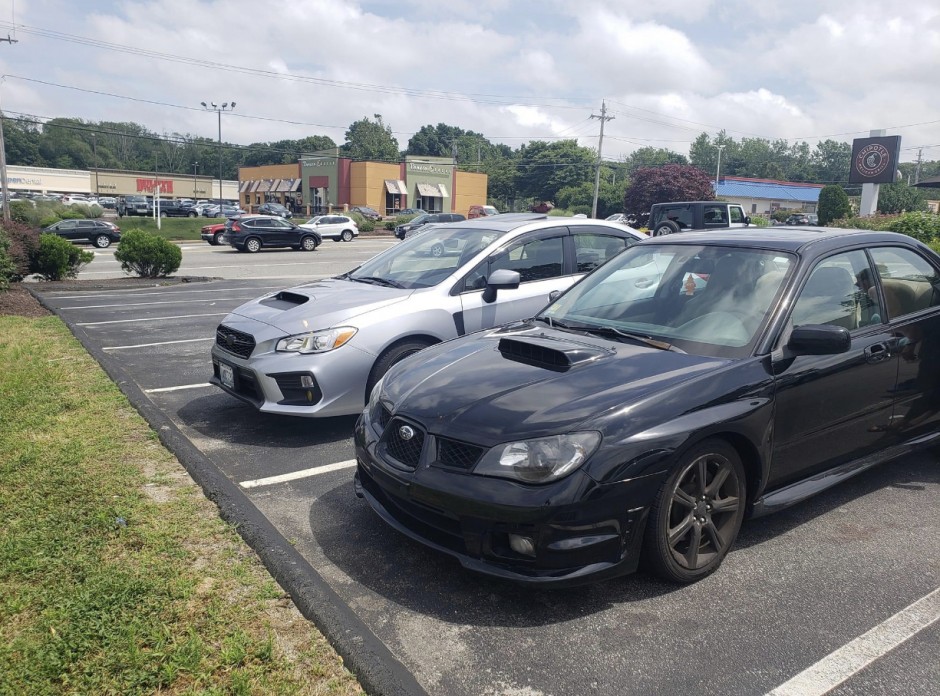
xmin=0 ymin=277 xmax=215 ymax=318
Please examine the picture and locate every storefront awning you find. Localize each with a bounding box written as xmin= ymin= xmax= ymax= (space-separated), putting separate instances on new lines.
xmin=273 ymin=178 xmax=296 ymax=193
xmin=417 ymin=182 xmax=442 ymax=197
xmin=436 ymin=183 xmax=449 ymax=198
xmin=256 ymin=180 xmax=274 ymax=193
xmin=238 ymin=181 xmax=251 ymax=193
xmin=289 ymin=178 xmax=301 ymax=192
xmin=384 ymin=179 xmax=407 ymax=195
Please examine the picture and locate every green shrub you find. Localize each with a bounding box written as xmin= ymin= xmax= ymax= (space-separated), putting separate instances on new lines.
xmin=750 ymin=215 xmax=770 ymax=227
xmin=384 ymin=220 xmax=396 ymax=231
xmin=0 ymin=221 xmax=41 ymax=282
xmin=39 ymin=215 xmax=61 ymax=228
xmin=828 ymin=214 xmax=898 ymax=231
xmin=72 ymin=203 xmax=104 ymax=219
xmin=359 ymin=219 xmax=375 ymax=233
xmin=59 ymin=209 xmax=85 ymax=220
xmin=9 ymin=200 xmax=35 ymax=225
xmin=0 ymin=228 xmax=16 ymax=291
xmin=885 ymin=211 xmax=940 ymax=243
xmin=818 ymin=185 xmax=852 ymax=225
xmin=771 ymin=209 xmax=793 ymax=223
xmin=113 ymin=228 xmax=182 ymax=278
xmin=30 ymin=233 xmax=94 ymax=281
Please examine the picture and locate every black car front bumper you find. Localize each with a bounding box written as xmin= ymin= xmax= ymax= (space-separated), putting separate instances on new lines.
xmin=353 ymin=410 xmax=657 ymax=586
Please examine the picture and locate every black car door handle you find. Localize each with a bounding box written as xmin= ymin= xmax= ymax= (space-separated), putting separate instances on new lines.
xmin=865 ymin=343 xmax=891 ymax=363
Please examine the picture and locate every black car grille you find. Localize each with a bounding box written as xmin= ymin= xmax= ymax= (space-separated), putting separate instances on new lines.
xmin=271 ymin=372 xmax=322 ymax=406
xmin=437 ymin=438 xmax=484 ymax=471
xmin=216 ymin=325 xmax=255 ymax=358
xmin=383 ymin=418 xmax=425 ymax=469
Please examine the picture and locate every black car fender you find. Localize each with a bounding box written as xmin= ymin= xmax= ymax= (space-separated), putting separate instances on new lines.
xmin=586 ymin=397 xmax=773 ymax=498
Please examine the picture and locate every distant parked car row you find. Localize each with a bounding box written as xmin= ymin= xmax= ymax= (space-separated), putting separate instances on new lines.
xmin=200 ymin=214 xmax=360 ymax=248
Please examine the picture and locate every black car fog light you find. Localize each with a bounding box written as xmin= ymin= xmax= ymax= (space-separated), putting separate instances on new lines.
xmin=508 ymin=534 xmax=536 ymax=557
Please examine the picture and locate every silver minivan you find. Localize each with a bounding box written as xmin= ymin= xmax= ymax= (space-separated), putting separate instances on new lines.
xmin=210 ymin=216 xmax=643 ymax=417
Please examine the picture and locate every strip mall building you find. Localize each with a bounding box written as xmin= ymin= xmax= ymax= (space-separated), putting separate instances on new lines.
xmin=238 ymin=152 xmax=488 ymax=217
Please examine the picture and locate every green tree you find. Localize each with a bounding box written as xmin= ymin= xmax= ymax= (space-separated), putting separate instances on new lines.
xmin=622 ymin=147 xmax=687 ymax=174
xmin=817 ymin=185 xmax=852 ymax=225
xmin=811 ymin=139 xmax=851 ymax=184
xmin=623 ymin=164 xmax=715 ymax=220
xmin=342 ymin=114 xmax=400 ymax=162
xmin=877 ymin=182 xmax=929 ymax=214
xmin=513 ymin=140 xmax=595 ymax=202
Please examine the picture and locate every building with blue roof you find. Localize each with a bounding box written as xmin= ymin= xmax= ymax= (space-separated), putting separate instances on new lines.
xmin=715 ymin=176 xmax=823 ymax=216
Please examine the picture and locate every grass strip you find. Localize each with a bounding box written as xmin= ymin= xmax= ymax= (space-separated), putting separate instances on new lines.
xmin=114 ymin=217 xmax=208 ymax=240
xmin=0 ymin=316 xmax=363 ymax=695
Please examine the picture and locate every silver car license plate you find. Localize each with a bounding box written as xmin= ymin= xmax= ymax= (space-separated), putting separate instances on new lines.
xmin=219 ymin=363 xmax=234 ymax=389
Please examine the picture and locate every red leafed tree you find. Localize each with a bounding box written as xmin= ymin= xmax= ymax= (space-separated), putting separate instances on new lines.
xmin=623 ymin=164 xmax=715 ymax=222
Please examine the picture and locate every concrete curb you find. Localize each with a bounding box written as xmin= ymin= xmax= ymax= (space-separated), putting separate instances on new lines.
xmin=28 ymin=285 xmax=428 ymax=696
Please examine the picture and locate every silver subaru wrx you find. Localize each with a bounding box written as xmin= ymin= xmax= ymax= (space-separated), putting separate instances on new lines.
xmin=210 ymin=215 xmax=642 ymax=417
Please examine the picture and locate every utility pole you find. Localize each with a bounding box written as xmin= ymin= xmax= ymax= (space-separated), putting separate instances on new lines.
xmin=715 ymin=144 xmax=725 ymax=186
xmin=0 ymin=34 xmax=18 ymax=223
xmin=914 ymin=148 xmax=923 ymax=185
xmin=590 ymin=100 xmax=614 ymax=218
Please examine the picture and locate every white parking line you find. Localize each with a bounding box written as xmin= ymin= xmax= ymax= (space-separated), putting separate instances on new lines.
xmin=76 ymin=313 xmax=228 ymax=326
xmin=144 ymin=383 xmax=213 ymax=393
xmin=104 ymin=338 xmax=214 ymax=351
xmin=50 ymin=285 xmax=284 ymax=299
xmin=767 ymin=586 xmax=940 ymax=696
xmin=63 ymin=297 xmax=259 ymax=310
xmin=239 ymin=460 xmax=358 ymax=489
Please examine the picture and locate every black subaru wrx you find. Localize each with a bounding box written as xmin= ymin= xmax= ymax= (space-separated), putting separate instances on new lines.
xmin=355 ymin=228 xmax=940 ymax=586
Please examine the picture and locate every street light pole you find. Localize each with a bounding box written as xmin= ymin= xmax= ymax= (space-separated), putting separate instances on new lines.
xmin=715 ymin=144 xmax=725 ymax=187
xmin=193 ymin=161 xmax=198 ymax=199
xmin=92 ymin=132 xmax=99 ymax=199
xmin=201 ymin=101 xmax=236 ymax=216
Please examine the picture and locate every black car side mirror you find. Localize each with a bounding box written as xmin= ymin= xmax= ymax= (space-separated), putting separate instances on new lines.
xmin=482 ymin=269 xmax=521 ymax=303
xmin=786 ymin=324 xmax=850 ymax=356
xmin=744 ymin=216 xmax=752 ymax=226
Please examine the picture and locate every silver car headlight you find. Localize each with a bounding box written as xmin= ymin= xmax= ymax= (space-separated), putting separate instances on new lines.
xmin=473 ymin=432 xmax=601 ymax=484
xmin=276 ymin=327 xmax=357 ymax=354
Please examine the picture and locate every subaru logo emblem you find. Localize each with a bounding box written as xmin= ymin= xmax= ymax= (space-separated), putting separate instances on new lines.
xmin=225 ymin=334 xmax=235 ymax=347
xmin=399 ymin=425 xmax=415 ymax=441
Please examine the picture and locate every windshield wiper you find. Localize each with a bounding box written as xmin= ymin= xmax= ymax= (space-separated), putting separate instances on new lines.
xmin=577 ymin=326 xmax=684 ymax=353
xmin=347 ymin=276 xmax=405 ymax=289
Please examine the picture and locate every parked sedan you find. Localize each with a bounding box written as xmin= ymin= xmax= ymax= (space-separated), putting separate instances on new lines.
xmin=224 ymin=214 xmax=320 ymax=253
xmin=351 ymin=206 xmax=382 ymax=221
xmin=355 ymin=227 xmax=940 ymax=586
xmin=210 ymin=217 xmax=642 ymax=418
xmin=298 ymin=215 xmax=359 ymax=242
xmin=42 ymin=219 xmax=122 ymax=248
xmin=258 ymin=202 xmax=293 ymax=219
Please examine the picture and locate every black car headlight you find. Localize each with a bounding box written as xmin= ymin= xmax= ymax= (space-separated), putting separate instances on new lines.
xmin=474 ymin=432 xmax=601 ymax=484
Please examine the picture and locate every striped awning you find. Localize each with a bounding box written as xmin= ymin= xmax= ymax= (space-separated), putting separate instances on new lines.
xmin=436 ymin=183 xmax=449 ymax=198
xmin=238 ymin=180 xmax=251 ymax=193
xmin=384 ymin=179 xmax=407 ymax=195
xmin=416 ymin=182 xmax=442 ymax=197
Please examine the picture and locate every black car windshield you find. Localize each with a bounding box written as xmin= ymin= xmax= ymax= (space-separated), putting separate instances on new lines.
xmin=350 ymin=225 xmax=507 ymax=289
xmin=541 ymin=243 xmax=796 ymax=358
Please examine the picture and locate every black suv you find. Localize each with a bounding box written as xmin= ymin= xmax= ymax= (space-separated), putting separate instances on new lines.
xmin=648 ymin=201 xmax=751 ymax=236
xmin=117 ymin=195 xmax=150 ymax=217
xmin=42 ymin=219 xmax=122 ymax=248
xmin=394 ymin=212 xmax=466 ymax=240
xmin=258 ymin=202 xmax=292 ymax=219
xmin=152 ymin=200 xmax=199 ymax=218
xmin=225 ymin=215 xmax=320 ymax=253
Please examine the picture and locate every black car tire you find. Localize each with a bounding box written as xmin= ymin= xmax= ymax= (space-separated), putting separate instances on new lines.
xmin=430 ymin=242 xmax=445 ymax=257
xmin=341 ymin=230 xmax=354 ymax=242
xmin=365 ymin=339 xmax=433 ymax=402
xmin=188 ymin=211 xmax=197 ymax=217
xmin=653 ymin=220 xmax=681 ymax=237
xmin=244 ymin=237 xmax=262 ymax=253
xmin=299 ymin=235 xmax=319 ymax=251
xmin=212 ymin=232 xmax=223 ymax=246
xmin=643 ymin=438 xmax=746 ymax=584
xmin=93 ymin=234 xmax=112 ymax=249
xmin=160 ymin=211 xmax=168 ymax=218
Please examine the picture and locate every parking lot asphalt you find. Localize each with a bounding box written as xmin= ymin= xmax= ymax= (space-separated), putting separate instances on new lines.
xmin=32 ymin=275 xmax=940 ymax=696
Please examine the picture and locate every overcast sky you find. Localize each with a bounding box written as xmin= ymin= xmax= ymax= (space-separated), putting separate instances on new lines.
xmin=0 ymin=0 xmax=938 ymax=165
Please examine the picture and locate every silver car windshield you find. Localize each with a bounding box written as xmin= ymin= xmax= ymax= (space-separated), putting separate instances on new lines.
xmin=350 ymin=225 xmax=507 ymax=289
xmin=541 ymin=244 xmax=795 ymax=358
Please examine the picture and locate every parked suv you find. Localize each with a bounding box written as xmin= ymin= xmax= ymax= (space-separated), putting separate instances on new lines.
xmin=117 ymin=195 xmax=150 ymax=217
xmin=224 ymin=215 xmax=321 ymax=253
xmin=648 ymin=201 xmax=750 ymax=236
xmin=394 ymin=212 xmax=465 ymax=240
xmin=298 ymin=215 xmax=359 ymax=242
xmin=152 ymin=200 xmax=199 ymax=217
xmin=210 ymin=216 xmax=644 ymax=417
xmin=42 ymin=219 xmax=122 ymax=248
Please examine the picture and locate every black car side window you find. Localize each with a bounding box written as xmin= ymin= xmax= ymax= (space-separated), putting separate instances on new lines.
xmin=869 ymin=247 xmax=940 ymax=320
xmin=791 ymin=250 xmax=875 ymax=331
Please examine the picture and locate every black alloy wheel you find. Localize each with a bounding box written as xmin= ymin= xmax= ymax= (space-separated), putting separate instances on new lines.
xmin=93 ymin=234 xmax=112 ymax=248
xmin=644 ymin=439 xmax=745 ymax=583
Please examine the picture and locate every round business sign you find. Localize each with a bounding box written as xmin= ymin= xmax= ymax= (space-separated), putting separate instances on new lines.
xmin=855 ymin=143 xmax=891 ymax=179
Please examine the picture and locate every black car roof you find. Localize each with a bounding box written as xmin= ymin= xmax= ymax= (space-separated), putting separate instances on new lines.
xmin=639 ymin=227 xmax=926 ymax=255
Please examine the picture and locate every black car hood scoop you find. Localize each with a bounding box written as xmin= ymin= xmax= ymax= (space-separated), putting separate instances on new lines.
xmin=497 ymin=335 xmax=608 ymax=371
